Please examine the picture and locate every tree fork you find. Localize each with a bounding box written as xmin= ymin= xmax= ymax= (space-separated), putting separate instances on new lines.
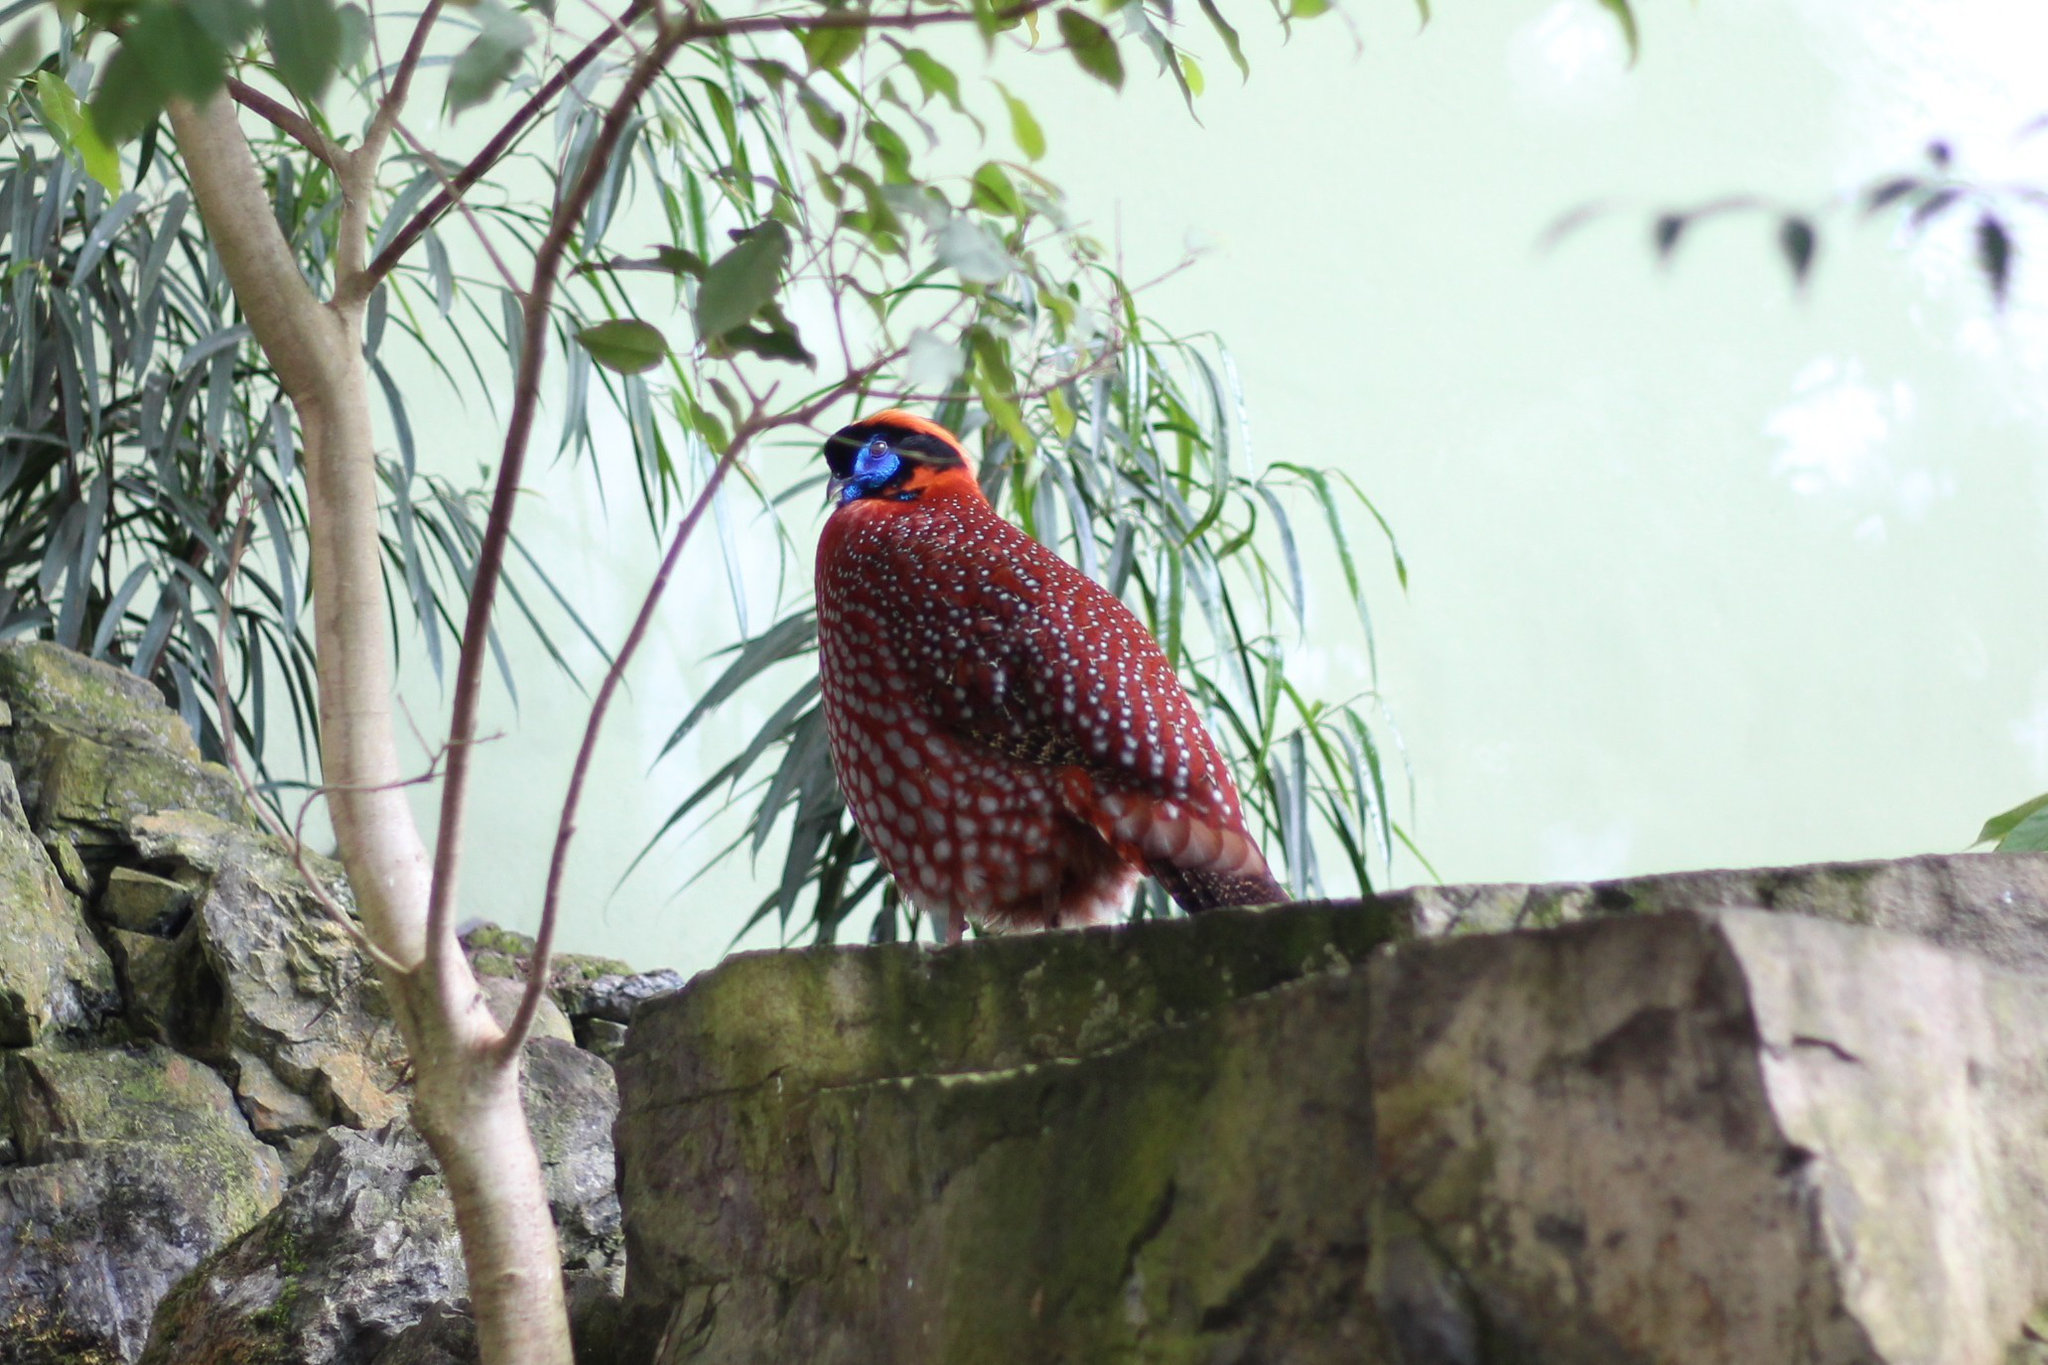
xmin=165 ymin=91 xmax=572 ymax=1365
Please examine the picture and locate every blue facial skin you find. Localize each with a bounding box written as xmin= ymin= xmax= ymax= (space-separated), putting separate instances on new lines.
xmin=836 ymin=437 xmax=903 ymax=505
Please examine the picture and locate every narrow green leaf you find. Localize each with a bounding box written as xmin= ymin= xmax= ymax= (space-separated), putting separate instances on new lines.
xmin=994 ymin=81 xmax=1045 ymax=161
xmin=1056 ymin=8 xmax=1124 ymax=89
xmin=797 ymin=86 xmax=845 ymax=144
xmin=577 ymin=318 xmax=670 ymax=374
xmin=896 ymin=46 xmax=965 ymax=112
xmin=694 ymin=220 xmax=790 ymax=340
xmin=265 ymin=0 xmax=343 ymax=102
xmin=42 ymin=70 xmax=128 ymax=183
xmin=1594 ymin=0 xmax=1638 ymax=63
xmin=970 ymin=161 xmax=1024 ymax=218
xmin=1997 ymin=805 xmax=2048 ymax=852
xmin=1196 ymin=0 xmax=1248 ymax=78
xmin=801 ymin=22 xmax=863 ymax=72
xmin=1978 ymin=792 xmax=2048 ymax=847
xmin=445 ymin=2 xmax=530 ymax=115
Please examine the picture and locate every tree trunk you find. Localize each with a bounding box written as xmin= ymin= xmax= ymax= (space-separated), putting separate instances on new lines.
xmin=165 ymin=92 xmax=573 ymax=1365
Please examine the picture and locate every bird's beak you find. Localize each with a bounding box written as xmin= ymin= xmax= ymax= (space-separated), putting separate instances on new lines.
xmin=825 ymin=474 xmax=848 ymax=506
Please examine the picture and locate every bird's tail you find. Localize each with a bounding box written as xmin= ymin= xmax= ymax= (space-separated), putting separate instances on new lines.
xmin=1148 ymin=859 xmax=1289 ymax=913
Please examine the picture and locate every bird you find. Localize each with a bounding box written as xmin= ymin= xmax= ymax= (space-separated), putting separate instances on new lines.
xmin=814 ymin=409 xmax=1287 ymax=944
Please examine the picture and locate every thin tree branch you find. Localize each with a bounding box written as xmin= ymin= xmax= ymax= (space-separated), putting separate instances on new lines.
xmin=226 ymin=79 xmax=341 ymax=167
xmin=350 ymin=0 xmax=652 ymax=299
xmin=392 ymin=118 xmax=525 ymax=294
xmin=423 ymin=21 xmax=688 ymax=1008
xmin=355 ymin=0 xmax=1059 ymax=297
xmin=493 ymin=427 xmax=754 ymax=1055
xmin=493 ymin=361 xmax=900 ymax=1058
xmin=368 ymin=0 xmax=445 ymax=152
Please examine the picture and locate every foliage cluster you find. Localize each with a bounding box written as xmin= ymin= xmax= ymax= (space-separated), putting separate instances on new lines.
xmin=0 ymin=0 xmax=1427 ymax=941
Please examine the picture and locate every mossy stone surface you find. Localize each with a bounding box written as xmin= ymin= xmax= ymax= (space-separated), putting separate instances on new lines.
xmin=619 ymin=900 xmax=1404 ymax=1363
xmin=0 ymin=1043 xmax=285 ymax=1361
xmin=0 ymin=642 xmax=250 ymax=847
xmin=0 ymin=760 xmax=116 ymax=1045
xmin=1392 ymin=849 xmax=2048 ymax=970
xmin=619 ymin=856 xmax=2048 ymax=1365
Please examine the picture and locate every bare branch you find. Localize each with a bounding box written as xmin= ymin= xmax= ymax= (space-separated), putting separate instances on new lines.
xmin=167 ymin=96 xmax=342 ymax=406
xmin=226 ymin=79 xmax=341 ymax=167
xmin=683 ymin=0 xmax=1055 ymax=39
xmin=423 ymin=20 xmax=688 ymax=1005
xmin=494 ymin=358 xmax=901 ymax=1058
xmin=351 ymin=0 xmax=653 ymax=298
xmin=367 ymin=0 xmax=446 ymax=153
xmin=494 ymin=425 xmax=754 ymax=1054
xmin=392 ymin=118 xmax=526 ymax=294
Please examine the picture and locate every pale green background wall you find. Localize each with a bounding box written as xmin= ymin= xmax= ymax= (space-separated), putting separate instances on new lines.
xmin=392 ymin=0 xmax=2048 ymax=975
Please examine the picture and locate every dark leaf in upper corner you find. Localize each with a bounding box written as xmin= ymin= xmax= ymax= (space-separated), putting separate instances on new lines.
xmin=1056 ymin=8 xmax=1125 ymax=90
xmin=265 ymin=0 xmax=344 ymax=102
xmin=1976 ymin=212 xmax=2012 ymax=308
xmin=695 ymin=221 xmax=791 ymax=341
xmin=1778 ymin=215 xmax=1816 ymax=288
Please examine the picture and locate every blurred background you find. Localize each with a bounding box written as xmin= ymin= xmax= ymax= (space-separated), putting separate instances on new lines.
xmin=391 ymin=0 xmax=2048 ymax=974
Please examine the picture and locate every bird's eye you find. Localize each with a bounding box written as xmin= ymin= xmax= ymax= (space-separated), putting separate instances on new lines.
xmin=867 ymin=437 xmax=889 ymax=456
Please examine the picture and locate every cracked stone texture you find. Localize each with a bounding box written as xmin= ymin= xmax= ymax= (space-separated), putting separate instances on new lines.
xmin=616 ymin=901 xmax=1407 ymax=1363
xmin=140 ymin=1038 xmax=623 ymax=1365
xmin=0 ymin=761 xmax=117 ymax=1045
xmin=127 ymin=811 xmax=406 ymax=1151
xmin=1391 ymin=849 xmax=2048 ymax=971
xmin=0 ymin=1042 xmax=286 ymax=1363
xmin=0 ymin=642 xmax=249 ymax=858
xmin=617 ymin=861 xmax=2048 ymax=1364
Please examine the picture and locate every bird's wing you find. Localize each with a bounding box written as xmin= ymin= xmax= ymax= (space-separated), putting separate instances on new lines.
xmin=884 ymin=517 xmax=1283 ymax=907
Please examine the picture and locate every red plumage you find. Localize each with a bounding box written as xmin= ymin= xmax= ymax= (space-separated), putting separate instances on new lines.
xmin=815 ymin=410 xmax=1285 ymax=943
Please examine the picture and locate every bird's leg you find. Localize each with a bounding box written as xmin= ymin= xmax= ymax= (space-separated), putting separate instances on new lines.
xmin=947 ymin=906 xmax=966 ymax=946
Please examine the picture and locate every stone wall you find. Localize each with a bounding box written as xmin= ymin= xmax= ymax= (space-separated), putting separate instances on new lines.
xmin=616 ymin=854 xmax=2048 ymax=1364
xmin=0 ymin=643 xmax=649 ymax=1363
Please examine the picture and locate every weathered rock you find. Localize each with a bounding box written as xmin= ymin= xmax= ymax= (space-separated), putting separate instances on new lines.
xmin=616 ymin=880 xmax=2048 ymax=1364
xmin=616 ymin=901 xmax=1406 ymax=1363
xmin=1367 ymin=908 xmax=2048 ymax=1364
xmin=478 ymin=974 xmax=576 ymax=1045
xmin=557 ymin=968 xmax=685 ymax=1025
xmin=576 ymin=1016 xmax=629 ymax=1062
xmin=140 ymin=1038 xmax=624 ymax=1364
xmin=0 ymin=641 xmax=249 ymax=856
xmin=523 ymin=1038 xmax=623 ymax=1271
xmin=140 ymin=1122 xmax=464 ymax=1365
xmin=370 ymin=1304 xmax=476 ymax=1365
xmin=0 ymin=762 xmax=116 ymax=1045
xmin=1394 ymin=848 xmax=2048 ymax=971
xmin=129 ymin=811 xmax=404 ymax=1136
xmin=0 ymin=1043 xmax=286 ymax=1362
xmin=459 ymin=921 xmax=533 ymax=980
xmin=100 ymin=867 xmax=195 ymax=935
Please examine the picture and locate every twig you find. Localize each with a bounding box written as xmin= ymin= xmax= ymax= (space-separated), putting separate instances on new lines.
xmin=392 ymin=118 xmax=526 ymax=294
xmin=354 ymin=0 xmax=1061 ymax=298
xmin=351 ymin=0 xmax=654 ymax=298
xmin=494 ymin=421 xmax=757 ymax=1056
xmin=493 ymin=361 xmax=900 ymax=1060
xmin=423 ymin=20 xmax=690 ymax=1014
xmin=209 ymin=486 xmax=296 ymax=843
xmin=367 ymin=0 xmax=446 ymax=153
xmin=226 ymin=79 xmax=340 ymax=167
